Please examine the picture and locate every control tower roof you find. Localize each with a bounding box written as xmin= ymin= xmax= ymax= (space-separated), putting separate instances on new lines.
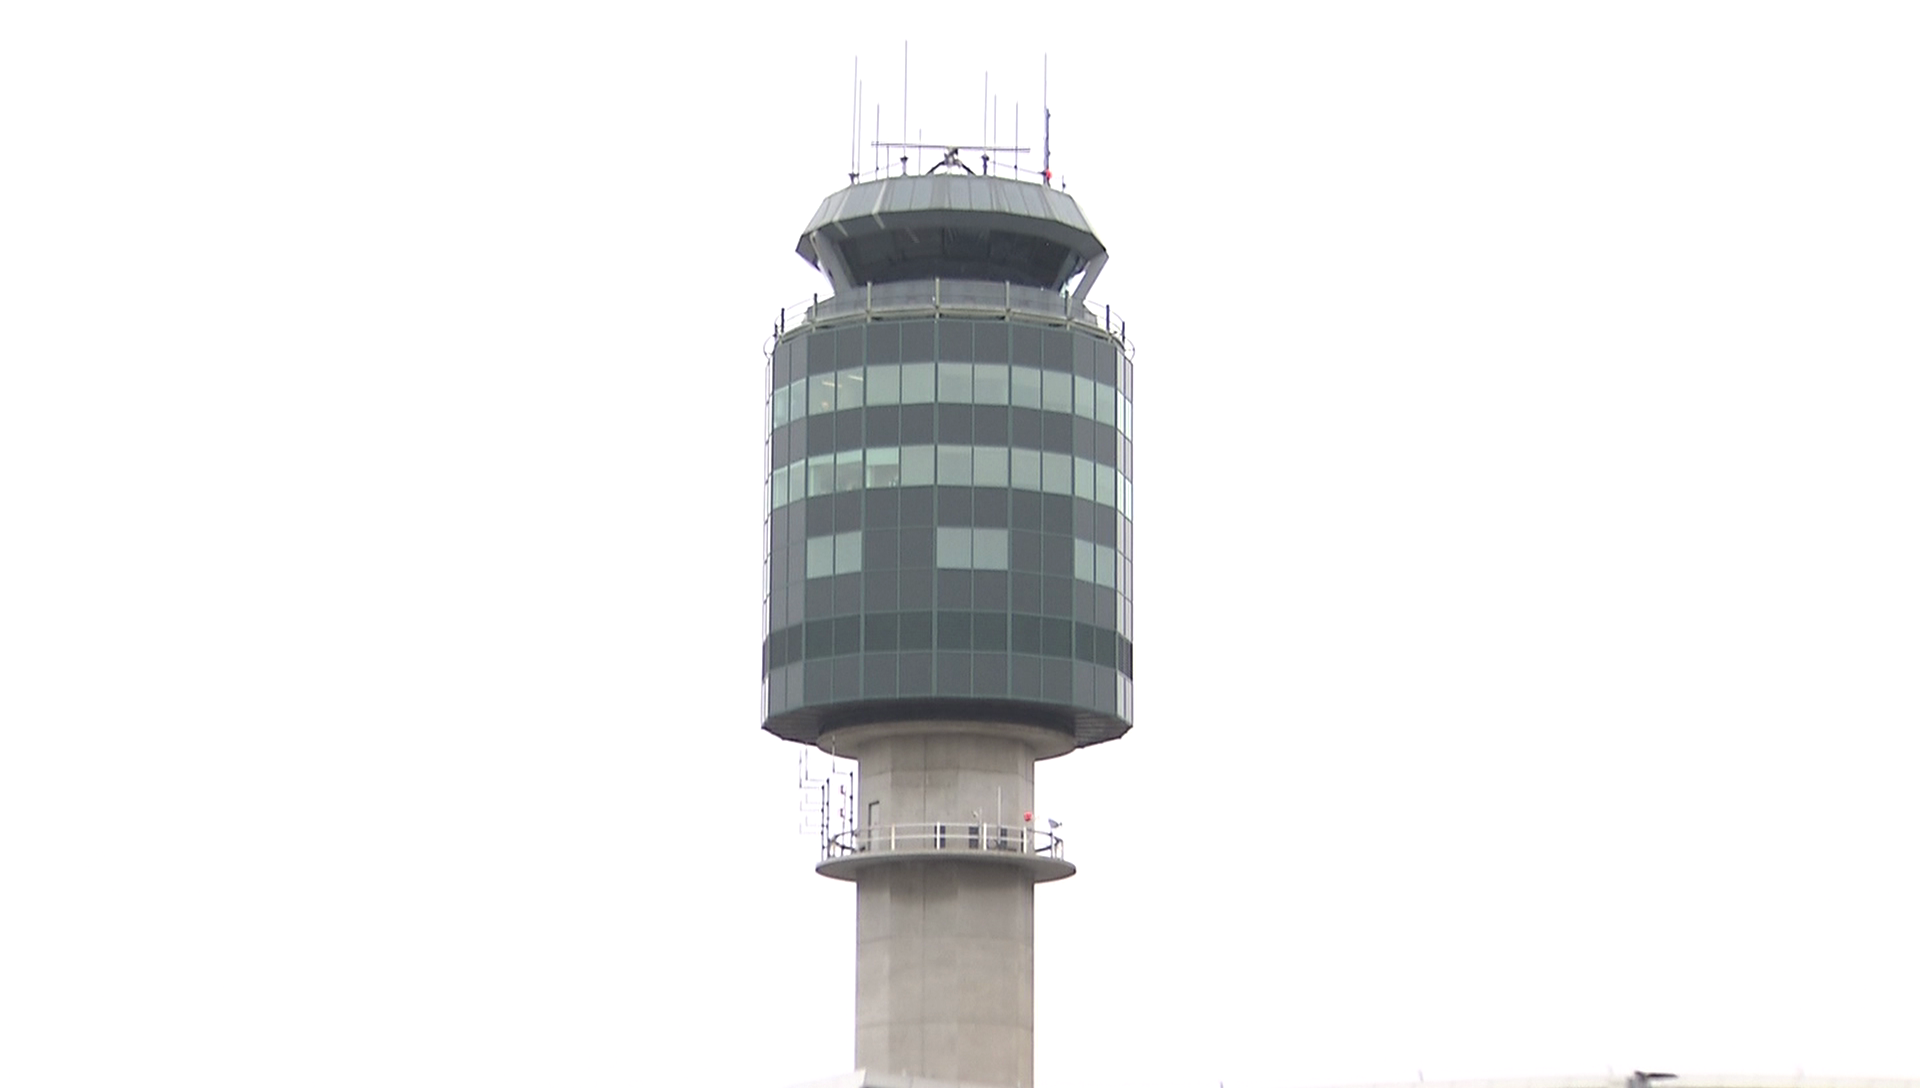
xmin=797 ymin=174 xmax=1107 ymax=294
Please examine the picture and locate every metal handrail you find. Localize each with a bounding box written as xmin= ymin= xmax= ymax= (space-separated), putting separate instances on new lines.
xmin=774 ymin=278 xmax=1133 ymax=360
xmin=822 ymin=822 xmax=1066 ymax=862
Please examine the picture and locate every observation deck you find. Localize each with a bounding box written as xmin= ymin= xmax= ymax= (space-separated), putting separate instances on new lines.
xmin=797 ymin=175 xmax=1108 ymax=299
xmin=817 ymin=821 xmax=1074 ymax=883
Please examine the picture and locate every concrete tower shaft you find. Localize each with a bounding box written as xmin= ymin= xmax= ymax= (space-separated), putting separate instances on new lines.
xmin=818 ymin=721 xmax=1073 ymax=1088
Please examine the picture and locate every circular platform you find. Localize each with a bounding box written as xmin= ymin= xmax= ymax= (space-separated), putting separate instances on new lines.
xmin=815 ymin=822 xmax=1076 ymax=883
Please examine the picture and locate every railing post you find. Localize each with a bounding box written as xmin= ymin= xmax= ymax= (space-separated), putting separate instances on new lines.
xmin=866 ymin=281 xmax=872 ymax=316
xmin=890 ymin=825 xmax=896 ymax=852
xmin=1105 ymin=304 xmax=1111 ymax=331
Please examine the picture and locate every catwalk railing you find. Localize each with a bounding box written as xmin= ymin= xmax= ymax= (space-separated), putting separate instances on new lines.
xmin=823 ymin=822 xmax=1066 ymax=862
xmin=775 ymin=278 xmax=1133 ymax=360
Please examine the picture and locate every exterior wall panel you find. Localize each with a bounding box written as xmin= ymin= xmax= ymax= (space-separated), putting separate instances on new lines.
xmin=762 ymin=312 xmax=1134 ymax=748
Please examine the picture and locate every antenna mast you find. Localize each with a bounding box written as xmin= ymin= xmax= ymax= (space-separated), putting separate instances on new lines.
xmin=1043 ymin=55 xmax=1052 ymax=187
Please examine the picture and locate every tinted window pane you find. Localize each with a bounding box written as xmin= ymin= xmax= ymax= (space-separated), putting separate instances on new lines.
xmin=973 ymin=364 xmax=1009 ymax=405
xmin=867 ymin=447 xmax=901 ymax=488
xmin=835 ymin=530 xmax=863 ymax=574
xmin=808 ymin=454 xmax=835 ymax=497
xmin=1011 ymin=449 xmax=1042 ymax=491
xmin=937 ymin=445 xmax=972 ymax=486
xmin=901 ymin=363 xmax=936 ymax=404
xmin=901 ymin=445 xmax=935 ymax=487
xmin=807 ymin=535 xmax=834 ymax=578
xmin=936 ymin=526 xmax=972 ymax=568
xmin=1043 ymin=371 xmax=1072 ymax=413
xmin=938 ymin=321 xmax=972 ymax=362
xmin=838 ymin=371 xmax=865 ymax=410
xmin=938 ymin=362 xmax=972 ymax=403
xmin=1011 ymin=366 xmax=1042 ymax=409
xmin=899 ymin=611 xmax=933 ymax=650
xmin=1041 ymin=452 xmax=1072 ymax=495
xmin=809 ymin=374 xmax=837 ymax=415
xmin=973 ymin=446 xmax=1009 ymax=488
xmin=973 ymin=528 xmax=1009 ymax=570
xmin=867 ymin=364 xmax=900 ymax=405
xmin=836 ymin=450 xmax=863 ymax=492
xmin=900 ymin=321 xmax=936 ymax=362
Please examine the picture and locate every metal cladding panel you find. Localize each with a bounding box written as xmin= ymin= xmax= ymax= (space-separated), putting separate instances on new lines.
xmin=841 ymin=182 xmax=884 ymax=219
xmin=1040 ymin=186 xmax=1089 ymax=233
xmin=1015 ymin=184 xmax=1045 ymax=219
xmin=761 ymin=312 xmax=1134 ymax=750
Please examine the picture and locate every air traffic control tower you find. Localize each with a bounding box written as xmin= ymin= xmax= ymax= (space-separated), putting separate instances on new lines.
xmin=762 ymin=160 xmax=1136 ymax=1088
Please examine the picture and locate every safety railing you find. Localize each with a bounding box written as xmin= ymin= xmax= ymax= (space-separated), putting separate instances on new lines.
xmin=774 ymin=278 xmax=1132 ymax=360
xmin=823 ymin=822 xmax=1066 ymax=863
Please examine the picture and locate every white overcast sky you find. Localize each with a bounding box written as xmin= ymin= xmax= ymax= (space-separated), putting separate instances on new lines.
xmin=4 ymin=4 xmax=1918 ymax=1087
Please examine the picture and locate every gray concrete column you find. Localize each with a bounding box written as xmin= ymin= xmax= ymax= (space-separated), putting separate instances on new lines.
xmin=823 ymin=722 xmax=1066 ymax=1088
xmin=855 ymin=862 xmax=1034 ymax=1087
